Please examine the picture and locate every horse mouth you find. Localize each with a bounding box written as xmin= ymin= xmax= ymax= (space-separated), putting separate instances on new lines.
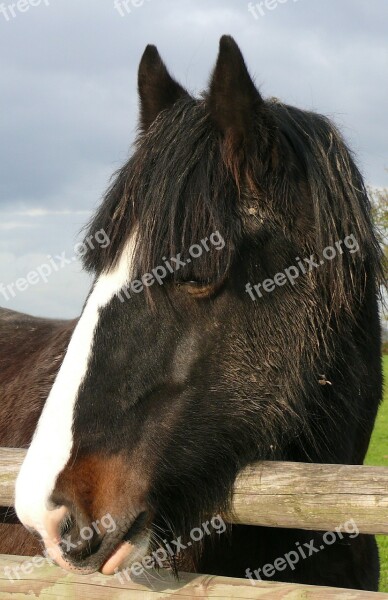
xmin=47 ymin=511 xmax=151 ymax=575
xmin=101 ymin=511 xmax=151 ymax=575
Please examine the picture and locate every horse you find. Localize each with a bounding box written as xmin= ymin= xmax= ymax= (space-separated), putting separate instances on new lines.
xmin=0 ymin=36 xmax=383 ymax=591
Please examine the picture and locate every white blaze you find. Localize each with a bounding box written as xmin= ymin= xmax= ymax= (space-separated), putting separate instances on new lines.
xmin=15 ymin=237 xmax=136 ymax=536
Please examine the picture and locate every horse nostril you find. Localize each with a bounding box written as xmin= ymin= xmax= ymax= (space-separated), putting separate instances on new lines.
xmin=59 ymin=514 xmax=73 ymax=538
xmin=58 ymin=512 xmax=104 ymax=563
xmin=38 ymin=505 xmax=70 ymax=543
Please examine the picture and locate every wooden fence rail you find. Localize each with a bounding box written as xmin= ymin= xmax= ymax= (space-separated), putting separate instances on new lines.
xmin=1 ymin=555 xmax=388 ymax=599
xmin=1 ymin=448 xmax=388 ymax=597
xmin=1 ymin=448 xmax=388 ymax=534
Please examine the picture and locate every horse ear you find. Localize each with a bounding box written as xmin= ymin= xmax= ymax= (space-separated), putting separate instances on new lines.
xmin=208 ymin=36 xmax=263 ymax=158
xmin=138 ymin=45 xmax=189 ymax=132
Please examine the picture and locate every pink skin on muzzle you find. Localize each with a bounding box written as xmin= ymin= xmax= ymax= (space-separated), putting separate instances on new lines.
xmin=37 ymin=506 xmax=135 ymax=575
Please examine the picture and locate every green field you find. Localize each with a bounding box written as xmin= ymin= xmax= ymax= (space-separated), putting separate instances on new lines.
xmin=365 ymin=354 xmax=388 ymax=593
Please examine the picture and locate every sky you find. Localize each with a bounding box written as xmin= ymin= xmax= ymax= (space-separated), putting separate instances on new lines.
xmin=0 ymin=0 xmax=387 ymax=319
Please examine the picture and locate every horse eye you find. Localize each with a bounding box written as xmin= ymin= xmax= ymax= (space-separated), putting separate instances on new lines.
xmin=176 ymin=280 xmax=206 ymax=287
xmin=176 ymin=279 xmax=224 ymax=299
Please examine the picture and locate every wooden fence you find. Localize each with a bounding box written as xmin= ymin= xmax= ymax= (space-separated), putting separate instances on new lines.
xmin=1 ymin=447 xmax=388 ymax=598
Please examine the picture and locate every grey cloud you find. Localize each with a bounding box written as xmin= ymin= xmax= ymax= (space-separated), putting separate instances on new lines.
xmin=0 ymin=0 xmax=387 ymax=317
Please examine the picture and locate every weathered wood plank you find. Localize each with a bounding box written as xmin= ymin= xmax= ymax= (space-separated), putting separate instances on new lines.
xmin=228 ymin=461 xmax=388 ymax=534
xmin=1 ymin=448 xmax=388 ymax=534
xmin=0 ymin=555 xmax=387 ymax=599
xmin=0 ymin=448 xmax=25 ymax=507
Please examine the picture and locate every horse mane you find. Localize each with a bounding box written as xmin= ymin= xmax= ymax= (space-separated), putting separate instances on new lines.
xmin=83 ymin=97 xmax=238 ymax=286
xmin=82 ymin=95 xmax=384 ymax=318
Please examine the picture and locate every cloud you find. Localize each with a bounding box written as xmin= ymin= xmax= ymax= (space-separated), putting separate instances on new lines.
xmin=0 ymin=0 xmax=387 ymax=317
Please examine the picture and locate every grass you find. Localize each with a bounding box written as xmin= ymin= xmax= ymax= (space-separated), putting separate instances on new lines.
xmin=365 ymin=354 xmax=388 ymax=593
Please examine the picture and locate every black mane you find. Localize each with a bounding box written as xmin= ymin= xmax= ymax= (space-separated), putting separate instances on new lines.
xmin=83 ymin=95 xmax=383 ymax=316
